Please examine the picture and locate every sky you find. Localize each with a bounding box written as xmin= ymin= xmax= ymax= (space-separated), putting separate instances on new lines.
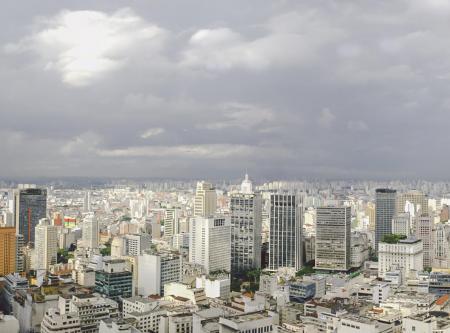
xmin=1 ymin=0 xmax=450 ymax=180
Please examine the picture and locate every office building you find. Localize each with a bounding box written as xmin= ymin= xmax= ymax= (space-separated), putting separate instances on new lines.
xmin=41 ymin=309 xmax=81 ymax=333
xmin=375 ymin=189 xmax=397 ymax=252
xmin=137 ymin=251 xmax=181 ymax=296
xmin=415 ymin=215 xmax=433 ymax=268
xmin=164 ymin=207 xmax=180 ymax=239
xmin=189 ymin=216 xmax=231 ymax=274
xmin=0 ymin=227 xmax=16 ymax=276
xmin=82 ymin=213 xmax=98 ymax=249
xmin=193 ymin=181 xmax=217 ymax=217
xmin=269 ymin=194 xmax=302 ymax=271
xmin=35 ymin=218 xmax=57 ymax=271
xmin=14 ymin=186 xmax=47 ymax=245
xmin=392 ymin=213 xmax=411 ymax=237
xmin=397 ymin=190 xmax=428 ymax=216
xmin=95 ymin=259 xmax=133 ymax=301
xmin=378 ymin=237 xmax=423 ymax=280
xmin=230 ymin=174 xmax=262 ymax=273
xmin=111 ymin=234 xmax=151 ymax=257
xmin=315 ymin=206 xmax=351 ymax=271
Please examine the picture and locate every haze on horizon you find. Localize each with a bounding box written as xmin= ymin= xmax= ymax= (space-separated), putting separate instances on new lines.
xmin=1 ymin=0 xmax=449 ymax=180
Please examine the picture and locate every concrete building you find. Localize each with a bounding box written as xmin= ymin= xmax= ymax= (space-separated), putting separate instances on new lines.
xmin=415 ymin=215 xmax=433 ymax=268
xmin=122 ymin=297 xmax=170 ymax=333
xmin=68 ymin=294 xmax=119 ymax=332
xmin=375 ymin=189 xmax=397 ymax=252
xmin=230 ymin=174 xmax=262 ymax=273
xmin=218 ymin=312 xmax=274 ymax=332
xmin=350 ymin=231 xmax=370 ymax=268
xmin=99 ymin=318 xmax=141 ymax=333
xmin=397 ymin=190 xmax=428 ymax=216
xmin=269 ymin=194 xmax=302 ymax=271
xmin=189 ymin=216 xmax=231 ymax=274
xmin=315 ymin=206 xmax=351 ymax=271
xmin=378 ymin=237 xmax=423 ymax=280
xmin=35 ymin=218 xmax=58 ymax=271
xmin=0 ymin=313 xmax=19 ymax=333
xmin=82 ymin=213 xmax=98 ymax=249
xmin=159 ymin=312 xmax=193 ymax=333
xmin=14 ymin=186 xmax=47 ymax=245
xmin=164 ymin=207 xmax=180 ymax=239
xmin=95 ymin=259 xmax=133 ymax=301
xmin=164 ymin=282 xmax=207 ymax=305
xmin=195 ymin=274 xmax=231 ymax=299
xmin=41 ymin=308 xmax=81 ymax=333
xmin=433 ymin=223 xmax=450 ymax=268
xmin=137 ymin=251 xmax=181 ymax=296
xmin=0 ymin=227 xmax=16 ymax=276
xmin=391 ymin=213 xmax=411 ymax=237
xmin=111 ymin=234 xmax=151 ymax=258
xmin=194 ymin=181 xmax=217 ymax=217
xmin=403 ymin=313 xmax=450 ymax=333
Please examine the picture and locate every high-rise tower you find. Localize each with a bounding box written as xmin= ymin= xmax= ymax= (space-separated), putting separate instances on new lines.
xmin=315 ymin=206 xmax=351 ymax=271
xmin=14 ymin=186 xmax=47 ymax=245
xmin=194 ymin=181 xmax=217 ymax=217
xmin=35 ymin=218 xmax=57 ymax=271
xmin=269 ymin=194 xmax=302 ymax=271
xmin=230 ymin=174 xmax=262 ymax=273
xmin=375 ymin=189 xmax=397 ymax=253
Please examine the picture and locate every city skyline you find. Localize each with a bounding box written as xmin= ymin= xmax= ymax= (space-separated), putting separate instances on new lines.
xmin=2 ymin=1 xmax=450 ymax=179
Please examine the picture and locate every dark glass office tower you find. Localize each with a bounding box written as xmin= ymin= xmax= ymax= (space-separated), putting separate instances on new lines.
xmin=375 ymin=188 xmax=397 ymax=253
xmin=14 ymin=188 xmax=47 ymax=245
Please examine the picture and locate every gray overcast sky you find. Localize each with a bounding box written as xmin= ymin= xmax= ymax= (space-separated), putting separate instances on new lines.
xmin=1 ymin=0 xmax=450 ymax=180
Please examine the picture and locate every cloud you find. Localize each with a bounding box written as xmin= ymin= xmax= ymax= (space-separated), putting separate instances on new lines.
xmin=318 ymin=108 xmax=336 ymax=128
xmin=98 ymin=144 xmax=283 ymax=159
xmin=181 ymin=10 xmax=343 ymax=72
xmin=347 ymin=120 xmax=369 ymax=132
xmin=203 ymin=103 xmax=274 ymax=130
xmin=5 ymin=8 xmax=167 ymax=86
xmin=140 ymin=128 xmax=165 ymax=139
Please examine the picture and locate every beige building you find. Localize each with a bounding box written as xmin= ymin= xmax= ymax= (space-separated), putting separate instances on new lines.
xmin=194 ymin=181 xmax=217 ymax=217
xmin=0 ymin=227 xmax=16 ymax=276
xmin=397 ymin=190 xmax=428 ymax=216
xmin=35 ymin=218 xmax=58 ymax=271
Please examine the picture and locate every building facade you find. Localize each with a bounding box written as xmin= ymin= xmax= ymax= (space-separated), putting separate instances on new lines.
xmin=315 ymin=206 xmax=351 ymax=271
xmin=230 ymin=174 xmax=262 ymax=273
xmin=375 ymin=189 xmax=397 ymax=252
xmin=269 ymin=194 xmax=302 ymax=271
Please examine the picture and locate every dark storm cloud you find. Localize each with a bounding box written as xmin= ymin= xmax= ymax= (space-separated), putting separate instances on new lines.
xmin=1 ymin=0 xmax=450 ymax=179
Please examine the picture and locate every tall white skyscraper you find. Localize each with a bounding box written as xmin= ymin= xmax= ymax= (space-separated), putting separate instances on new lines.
xmin=315 ymin=206 xmax=351 ymax=271
xmin=82 ymin=213 xmax=99 ymax=249
xmin=189 ymin=216 xmax=231 ymax=273
xmin=269 ymin=194 xmax=302 ymax=271
xmin=35 ymin=218 xmax=57 ymax=271
xmin=194 ymin=181 xmax=217 ymax=217
xmin=230 ymin=174 xmax=262 ymax=273
xmin=83 ymin=191 xmax=91 ymax=212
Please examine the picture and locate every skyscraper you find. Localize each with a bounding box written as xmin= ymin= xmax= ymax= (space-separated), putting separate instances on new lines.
xmin=35 ymin=218 xmax=57 ymax=271
xmin=0 ymin=227 xmax=16 ymax=276
xmin=164 ymin=207 xmax=180 ymax=239
xmin=194 ymin=181 xmax=217 ymax=217
xmin=189 ymin=216 xmax=231 ymax=274
xmin=397 ymin=190 xmax=428 ymax=216
xmin=14 ymin=186 xmax=47 ymax=245
xmin=230 ymin=174 xmax=262 ymax=273
xmin=82 ymin=213 xmax=99 ymax=249
xmin=415 ymin=215 xmax=433 ymax=268
xmin=375 ymin=189 xmax=397 ymax=253
xmin=269 ymin=194 xmax=302 ymax=271
xmin=315 ymin=206 xmax=351 ymax=271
